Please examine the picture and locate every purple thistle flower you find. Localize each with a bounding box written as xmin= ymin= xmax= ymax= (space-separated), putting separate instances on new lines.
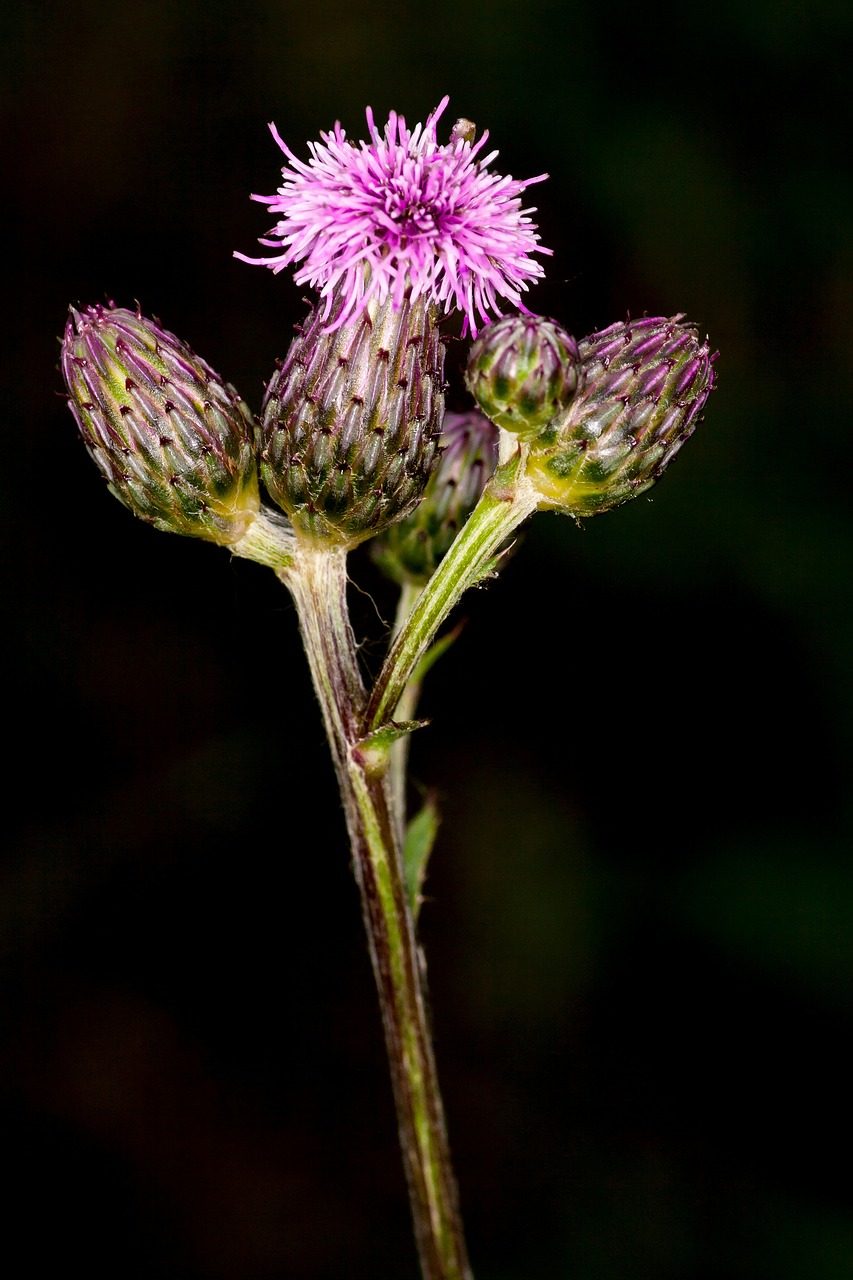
xmin=235 ymin=96 xmax=551 ymax=336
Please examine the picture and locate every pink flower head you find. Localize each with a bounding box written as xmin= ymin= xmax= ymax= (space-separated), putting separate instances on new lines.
xmin=235 ymin=97 xmax=551 ymax=336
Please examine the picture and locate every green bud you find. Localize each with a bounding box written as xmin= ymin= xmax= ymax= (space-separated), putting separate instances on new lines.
xmin=465 ymin=313 xmax=580 ymax=437
xmin=259 ymin=286 xmax=445 ymax=548
xmin=62 ymin=304 xmax=259 ymax=544
xmin=526 ymin=315 xmax=716 ymax=517
xmin=372 ymin=410 xmax=499 ymax=586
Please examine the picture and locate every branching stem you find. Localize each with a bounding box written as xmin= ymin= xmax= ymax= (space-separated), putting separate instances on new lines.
xmin=280 ymin=458 xmax=536 ymax=1279
xmin=282 ymin=546 xmax=472 ymax=1280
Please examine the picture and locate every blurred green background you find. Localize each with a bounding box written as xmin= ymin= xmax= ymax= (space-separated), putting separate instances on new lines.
xmin=3 ymin=0 xmax=852 ymax=1276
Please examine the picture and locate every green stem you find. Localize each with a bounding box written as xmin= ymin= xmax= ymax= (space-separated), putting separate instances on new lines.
xmin=367 ymin=464 xmax=540 ymax=732
xmin=281 ymin=545 xmax=472 ymax=1280
xmin=389 ymin=578 xmax=426 ymax=847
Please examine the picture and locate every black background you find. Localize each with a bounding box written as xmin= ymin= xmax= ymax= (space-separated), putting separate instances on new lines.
xmin=3 ymin=1 xmax=853 ymax=1276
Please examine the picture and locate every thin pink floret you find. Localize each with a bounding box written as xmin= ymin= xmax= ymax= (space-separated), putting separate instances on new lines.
xmin=235 ymin=97 xmax=551 ymax=336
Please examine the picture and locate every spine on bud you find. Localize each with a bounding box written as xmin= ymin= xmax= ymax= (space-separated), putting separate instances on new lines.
xmin=526 ymin=315 xmax=716 ymax=516
xmin=62 ymin=304 xmax=259 ymax=544
xmin=259 ymin=287 xmax=446 ymax=548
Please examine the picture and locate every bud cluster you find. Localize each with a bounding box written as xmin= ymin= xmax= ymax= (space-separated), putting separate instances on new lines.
xmin=62 ymin=299 xmax=714 ymax=557
xmin=62 ymin=305 xmax=259 ymax=544
xmin=465 ymin=312 xmax=714 ymax=517
xmin=526 ymin=316 xmax=715 ymax=516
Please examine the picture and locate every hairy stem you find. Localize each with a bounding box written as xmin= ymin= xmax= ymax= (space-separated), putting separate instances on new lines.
xmin=281 ymin=545 xmax=472 ymax=1280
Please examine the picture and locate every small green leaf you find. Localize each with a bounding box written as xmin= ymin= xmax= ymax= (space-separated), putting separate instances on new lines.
xmin=403 ymin=795 xmax=441 ymax=918
xmin=411 ymin=624 xmax=463 ymax=686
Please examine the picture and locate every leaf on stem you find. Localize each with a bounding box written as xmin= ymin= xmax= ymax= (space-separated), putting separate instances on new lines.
xmin=403 ymin=793 xmax=441 ymax=919
xmin=410 ymin=622 xmax=464 ymax=686
xmin=355 ymin=719 xmax=429 ymax=774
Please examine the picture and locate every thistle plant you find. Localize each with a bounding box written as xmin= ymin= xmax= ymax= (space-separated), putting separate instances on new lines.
xmin=61 ymin=96 xmax=716 ymax=1280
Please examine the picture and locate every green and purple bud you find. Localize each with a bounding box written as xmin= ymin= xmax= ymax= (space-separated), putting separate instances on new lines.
xmin=372 ymin=409 xmax=499 ymax=586
xmin=259 ymin=286 xmax=445 ymax=548
xmin=464 ymin=313 xmax=581 ymax=438
xmin=526 ymin=315 xmax=716 ymax=516
xmin=62 ymin=304 xmax=259 ymax=544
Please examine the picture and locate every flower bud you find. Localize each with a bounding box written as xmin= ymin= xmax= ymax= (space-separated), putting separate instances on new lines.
xmin=526 ymin=315 xmax=715 ymax=516
xmin=372 ymin=410 xmax=499 ymax=586
xmin=62 ymin=304 xmax=259 ymax=544
xmin=259 ymin=286 xmax=445 ymax=548
xmin=464 ymin=313 xmax=580 ymax=437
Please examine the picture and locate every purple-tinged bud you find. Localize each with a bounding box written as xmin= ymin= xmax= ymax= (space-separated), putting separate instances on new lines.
xmin=62 ymin=305 xmax=259 ymax=544
xmin=259 ymin=285 xmax=445 ymax=548
xmin=526 ymin=315 xmax=716 ymax=516
xmin=464 ymin=313 xmax=581 ymax=438
xmin=372 ymin=410 xmax=499 ymax=586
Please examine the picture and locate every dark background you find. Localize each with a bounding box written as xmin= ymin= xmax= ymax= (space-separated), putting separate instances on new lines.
xmin=3 ymin=1 xmax=852 ymax=1276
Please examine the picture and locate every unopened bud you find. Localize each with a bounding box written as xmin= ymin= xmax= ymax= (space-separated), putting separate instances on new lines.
xmin=465 ymin=313 xmax=580 ymax=437
xmin=62 ymin=304 xmax=259 ymax=544
xmin=526 ymin=315 xmax=715 ymax=516
xmin=259 ymin=286 xmax=445 ymax=548
xmin=372 ymin=410 xmax=499 ymax=586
